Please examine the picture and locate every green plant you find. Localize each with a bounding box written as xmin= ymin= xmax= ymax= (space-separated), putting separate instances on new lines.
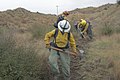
xmin=29 ymin=23 xmax=53 ymax=39
xmin=0 ymin=29 xmax=51 ymax=80
xmin=116 ymin=25 xmax=120 ymax=33
xmin=101 ymin=23 xmax=114 ymax=36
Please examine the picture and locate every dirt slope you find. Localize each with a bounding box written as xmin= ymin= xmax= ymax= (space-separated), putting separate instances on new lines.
xmin=0 ymin=3 xmax=120 ymax=80
xmin=0 ymin=7 xmax=56 ymax=30
xmin=70 ymin=39 xmax=112 ymax=80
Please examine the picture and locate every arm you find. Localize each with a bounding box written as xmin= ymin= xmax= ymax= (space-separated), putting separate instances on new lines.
xmin=77 ymin=22 xmax=81 ymax=29
xmin=69 ymin=33 xmax=77 ymax=53
xmin=44 ymin=29 xmax=55 ymax=45
xmin=81 ymin=23 xmax=89 ymax=33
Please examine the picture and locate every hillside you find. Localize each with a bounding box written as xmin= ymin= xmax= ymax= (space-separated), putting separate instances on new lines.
xmin=69 ymin=3 xmax=120 ymax=26
xmin=0 ymin=7 xmax=56 ymax=33
xmin=0 ymin=3 xmax=120 ymax=80
xmin=69 ymin=3 xmax=120 ymax=80
xmin=0 ymin=4 xmax=119 ymax=35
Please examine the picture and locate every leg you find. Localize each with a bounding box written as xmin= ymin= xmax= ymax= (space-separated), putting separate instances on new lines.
xmin=59 ymin=52 xmax=70 ymax=80
xmin=49 ymin=49 xmax=60 ymax=80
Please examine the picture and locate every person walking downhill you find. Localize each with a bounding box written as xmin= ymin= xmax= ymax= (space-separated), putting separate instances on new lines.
xmin=44 ymin=20 xmax=77 ymax=80
xmin=77 ymin=19 xmax=93 ymax=39
xmin=54 ymin=11 xmax=69 ymax=28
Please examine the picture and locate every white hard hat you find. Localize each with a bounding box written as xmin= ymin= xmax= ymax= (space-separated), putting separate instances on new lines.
xmin=58 ymin=20 xmax=71 ymax=32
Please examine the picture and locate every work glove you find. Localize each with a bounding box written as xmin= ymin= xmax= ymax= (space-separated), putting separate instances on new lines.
xmin=80 ymin=32 xmax=85 ymax=38
xmin=46 ymin=44 xmax=51 ymax=51
xmin=80 ymin=32 xmax=83 ymax=34
xmin=46 ymin=44 xmax=51 ymax=49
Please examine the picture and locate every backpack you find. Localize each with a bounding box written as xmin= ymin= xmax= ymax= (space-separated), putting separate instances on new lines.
xmin=74 ymin=21 xmax=78 ymax=30
xmin=54 ymin=15 xmax=64 ymax=28
xmin=50 ymin=28 xmax=70 ymax=49
xmin=86 ymin=20 xmax=90 ymax=25
xmin=86 ymin=20 xmax=92 ymax=28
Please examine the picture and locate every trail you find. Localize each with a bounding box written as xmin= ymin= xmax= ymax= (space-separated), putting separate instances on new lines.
xmin=70 ymin=38 xmax=111 ymax=80
xmin=47 ymin=37 xmax=111 ymax=80
xmin=70 ymin=38 xmax=90 ymax=80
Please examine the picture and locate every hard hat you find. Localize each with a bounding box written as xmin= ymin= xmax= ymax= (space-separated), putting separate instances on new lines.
xmin=63 ymin=11 xmax=69 ymax=16
xmin=58 ymin=20 xmax=71 ymax=32
xmin=80 ymin=19 xmax=86 ymax=26
xmin=80 ymin=19 xmax=84 ymax=21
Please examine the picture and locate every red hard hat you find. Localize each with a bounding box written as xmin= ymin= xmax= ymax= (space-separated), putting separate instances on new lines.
xmin=63 ymin=11 xmax=69 ymax=15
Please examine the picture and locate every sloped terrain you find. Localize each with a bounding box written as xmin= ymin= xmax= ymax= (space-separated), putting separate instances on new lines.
xmin=70 ymin=39 xmax=112 ymax=80
xmin=0 ymin=3 xmax=120 ymax=80
xmin=69 ymin=3 xmax=120 ymax=80
xmin=0 ymin=7 xmax=56 ymax=37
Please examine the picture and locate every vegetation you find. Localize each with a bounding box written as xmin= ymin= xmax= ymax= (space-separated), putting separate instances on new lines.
xmin=0 ymin=3 xmax=120 ymax=80
xmin=100 ymin=23 xmax=114 ymax=36
xmin=88 ymin=34 xmax=120 ymax=80
xmin=29 ymin=23 xmax=53 ymax=39
xmin=0 ymin=28 xmax=50 ymax=80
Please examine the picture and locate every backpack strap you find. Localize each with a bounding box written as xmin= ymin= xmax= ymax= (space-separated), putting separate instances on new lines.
xmin=54 ymin=28 xmax=58 ymax=43
xmin=54 ymin=29 xmax=58 ymax=39
xmin=68 ymin=32 xmax=70 ymax=41
xmin=54 ymin=28 xmax=70 ymax=41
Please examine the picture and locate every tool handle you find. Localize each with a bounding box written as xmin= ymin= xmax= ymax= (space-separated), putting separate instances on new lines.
xmin=78 ymin=27 xmax=85 ymax=38
xmin=50 ymin=47 xmax=76 ymax=56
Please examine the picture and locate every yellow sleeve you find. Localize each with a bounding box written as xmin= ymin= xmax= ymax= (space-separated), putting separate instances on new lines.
xmin=69 ymin=33 xmax=77 ymax=53
xmin=82 ymin=23 xmax=88 ymax=33
xmin=77 ymin=22 xmax=81 ymax=29
xmin=44 ymin=29 xmax=55 ymax=45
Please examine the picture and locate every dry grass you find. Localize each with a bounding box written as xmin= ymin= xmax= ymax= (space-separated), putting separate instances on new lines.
xmin=0 ymin=8 xmax=55 ymax=79
xmin=28 ymin=23 xmax=54 ymax=39
xmin=88 ymin=33 xmax=120 ymax=80
xmin=0 ymin=3 xmax=120 ymax=80
xmin=0 ymin=28 xmax=51 ymax=80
